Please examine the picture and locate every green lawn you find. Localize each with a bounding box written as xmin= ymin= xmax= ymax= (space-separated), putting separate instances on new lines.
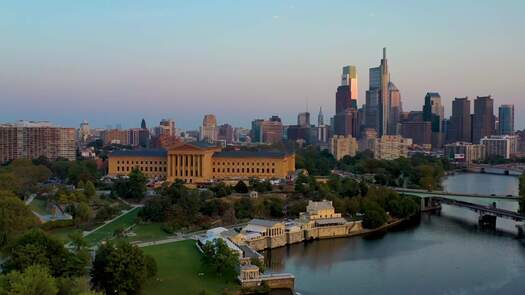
xmin=142 ymin=240 xmax=239 ymax=295
xmin=84 ymin=207 xmax=141 ymax=245
xmin=126 ymin=223 xmax=171 ymax=243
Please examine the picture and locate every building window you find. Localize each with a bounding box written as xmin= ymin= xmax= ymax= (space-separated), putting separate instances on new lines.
xmin=272 ymin=168 xmax=275 ymax=173
xmin=213 ymin=168 xmax=215 ymax=172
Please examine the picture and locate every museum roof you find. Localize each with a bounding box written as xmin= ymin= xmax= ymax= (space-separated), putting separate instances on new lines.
xmin=110 ymin=149 xmax=167 ymax=157
xmin=213 ymin=150 xmax=289 ymax=158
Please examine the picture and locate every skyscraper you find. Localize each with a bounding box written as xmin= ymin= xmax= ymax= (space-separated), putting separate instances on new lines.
xmin=498 ymin=104 xmax=514 ymax=135
xmin=297 ymin=112 xmax=311 ymax=127
xmin=449 ymin=97 xmax=471 ymax=142
xmin=472 ymin=96 xmax=495 ymax=143
xmin=388 ymin=82 xmax=402 ymax=135
xmin=423 ymin=92 xmax=445 ymax=148
xmin=366 ymin=48 xmax=391 ymax=136
xmin=317 ymin=107 xmax=324 ymax=127
xmin=334 ymin=65 xmax=358 ymax=137
xmin=335 ymin=65 xmax=358 ymax=114
xmin=141 ymin=118 xmax=147 ymax=129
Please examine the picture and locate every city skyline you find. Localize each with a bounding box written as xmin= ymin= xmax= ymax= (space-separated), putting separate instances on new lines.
xmin=1 ymin=1 xmax=524 ymax=129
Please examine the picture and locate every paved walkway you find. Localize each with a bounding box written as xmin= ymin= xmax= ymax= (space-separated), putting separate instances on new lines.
xmin=82 ymin=204 xmax=142 ymax=237
xmin=135 ymin=222 xmax=248 ymax=248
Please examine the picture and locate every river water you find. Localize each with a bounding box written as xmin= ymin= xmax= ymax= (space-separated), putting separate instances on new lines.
xmin=267 ymin=173 xmax=525 ymax=295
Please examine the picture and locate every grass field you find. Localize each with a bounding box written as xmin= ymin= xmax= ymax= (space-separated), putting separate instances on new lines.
xmin=142 ymin=240 xmax=239 ymax=295
xmin=84 ymin=207 xmax=141 ymax=245
xmin=127 ymin=223 xmax=171 ymax=243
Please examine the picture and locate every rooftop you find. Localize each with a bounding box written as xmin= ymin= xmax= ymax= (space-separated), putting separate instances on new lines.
xmin=307 ymin=200 xmax=334 ymax=212
xmin=110 ymin=149 xmax=167 ymax=158
xmin=213 ymin=150 xmax=290 ymax=159
xmin=248 ymin=218 xmax=282 ymax=228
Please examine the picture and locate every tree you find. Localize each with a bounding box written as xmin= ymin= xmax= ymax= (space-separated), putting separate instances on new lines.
xmin=1 ymin=265 xmax=58 ymax=295
xmin=127 ymin=169 xmax=147 ymax=199
xmin=91 ymin=240 xmax=156 ymax=295
xmin=201 ymin=239 xmax=239 ymax=280
xmin=234 ymin=198 xmax=253 ymax=219
xmin=56 ymin=276 xmax=95 ymax=295
xmin=209 ymin=182 xmax=232 ymax=198
xmin=0 ymin=191 xmax=38 ymax=248
xmin=233 ymin=180 xmax=249 ymax=194
xmin=3 ymin=229 xmax=88 ymax=277
xmin=362 ymin=201 xmax=387 ymax=229
xmin=84 ymin=181 xmax=96 ymax=199
xmin=71 ymin=202 xmax=91 ymax=226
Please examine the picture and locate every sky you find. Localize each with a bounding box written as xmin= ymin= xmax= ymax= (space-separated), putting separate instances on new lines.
xmin=1 ymin=0 xmax=524 ymax=130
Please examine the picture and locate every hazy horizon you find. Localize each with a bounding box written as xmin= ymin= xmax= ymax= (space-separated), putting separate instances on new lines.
xmin=1 ymin=1 xmax=524 ymax=130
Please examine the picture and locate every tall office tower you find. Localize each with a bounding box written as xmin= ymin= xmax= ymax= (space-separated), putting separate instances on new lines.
xmin=336 ymin=65 xmax=358 ymax=114
xmin=334 ymin=65 xmax=358 ymax=137
xmin=318 ymin=107 xmax=324 ymax=127
xmin=472 ymin=96 xmax=495 ymax=143
xmin=365 ymin=89 xmax=379 ymax=131
xmin=141 ymin=118 xmax=147 ymax=129
xmin=0 ymin=121 xmax=76 ymax=163
xmin=423 ymin=92 xmax=445 ymax=148
xmin=334 ymin=109 xmax=358 ymax=137
xmin=388 ymin=82 xmax=402 ymax=135
xmin=498 ymin=104 xmax=515 ymax=135
xmin=297 ymin=112 xmax=311 ymax=127
xmin=448 ymin=97 xmax=472 ymax=143
xmin=217 ymin=123 xmax=234 ymax=144
xmin=200 ymin=114 xmax=218 ymax=141
xmin=251 ymin=116 xmax=283 ymax=144
xmin=366 ymin=48 xmax=391 ymax=136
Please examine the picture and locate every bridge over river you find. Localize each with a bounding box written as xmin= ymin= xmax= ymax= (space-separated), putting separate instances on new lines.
xmin=394 ymin=188 xmax=525 ymax=233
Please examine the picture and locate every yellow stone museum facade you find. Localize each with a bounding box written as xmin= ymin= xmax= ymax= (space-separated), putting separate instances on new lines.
xmin=108 ymin=142 xmax=295 ymax=183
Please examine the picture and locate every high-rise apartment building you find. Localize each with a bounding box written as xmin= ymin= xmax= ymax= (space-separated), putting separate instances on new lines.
xmin=373 ymin=135 xmax=412 ymax=160
xmin=103 ymin=129 xmax=129 ymax=145
xmin=498 ymin=104 xmax=515 ymax=135
xmin=423 ymin=92 xmax=445 ymax=148
xmin=79 ymin=120 xmax=91 ymax=143
xmin=159 ymin=119 xmax=176 ymax=137
xmin=472 ymin=96 xmax=495 ymax=144
xmin=449 ymin=97 xmax=471 ymax=143
xmin=200 ymin=114 xmax=218 ymax=141
xmin=481 ymin=135 xmax=518 ymax=159
xmin=329 ymin=135 xmax=358 ymax=160
xmin=0 ymin=121 xmax=76 ymax=163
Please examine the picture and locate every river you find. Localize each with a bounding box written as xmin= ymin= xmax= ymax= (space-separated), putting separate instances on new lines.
xmin=266 ymin=173 xmax=525 ymax=295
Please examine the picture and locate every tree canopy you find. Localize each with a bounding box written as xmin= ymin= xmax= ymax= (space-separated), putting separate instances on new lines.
xmin=91 ymin=240 xmax=156 ymax=295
